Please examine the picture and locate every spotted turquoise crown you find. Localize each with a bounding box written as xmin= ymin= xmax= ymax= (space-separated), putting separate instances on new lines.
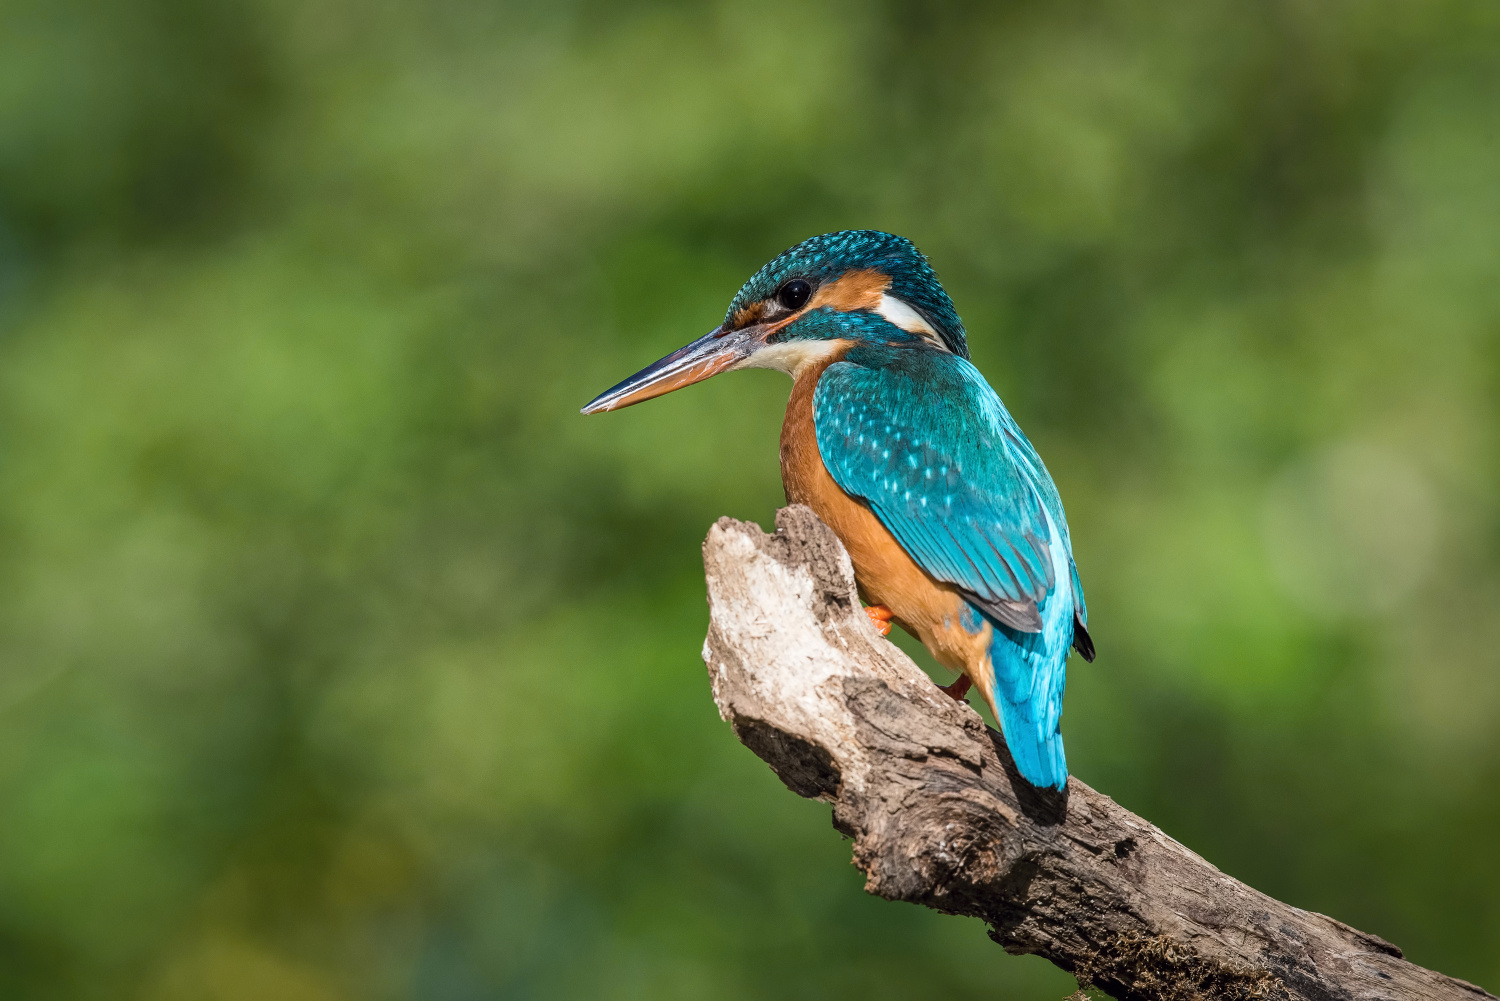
xmin=725 ymin=231 xmax=969 ymax=359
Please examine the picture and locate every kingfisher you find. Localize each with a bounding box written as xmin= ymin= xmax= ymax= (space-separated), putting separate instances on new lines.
xmin=582 ymin=231 xmax=1093 ymax=790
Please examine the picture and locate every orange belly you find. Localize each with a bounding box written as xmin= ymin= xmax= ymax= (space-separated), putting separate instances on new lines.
xmin=780 ymin=359 xmax=997 ymax=707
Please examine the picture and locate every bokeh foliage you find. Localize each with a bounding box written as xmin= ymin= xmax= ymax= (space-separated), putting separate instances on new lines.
xmin=0 ymin=0 xmax=1498 ymax=997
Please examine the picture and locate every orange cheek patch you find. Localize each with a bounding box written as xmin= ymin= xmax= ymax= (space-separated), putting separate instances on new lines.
xmin=809 ymin=268 xmax=890 ymax=313
xmin=730 ymin=301 xmax=766 ymax=329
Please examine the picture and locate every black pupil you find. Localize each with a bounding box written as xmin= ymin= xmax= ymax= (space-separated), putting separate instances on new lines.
xmin=778 ymin=280 xmax=812 ymax=311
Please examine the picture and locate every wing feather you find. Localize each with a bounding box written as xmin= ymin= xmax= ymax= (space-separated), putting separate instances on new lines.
xmin=813 ymin=353 xmax=1071 ymax=631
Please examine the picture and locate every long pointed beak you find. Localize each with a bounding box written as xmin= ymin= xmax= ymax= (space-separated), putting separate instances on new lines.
xmin=581 ymin=323 xmax=769 ymax=414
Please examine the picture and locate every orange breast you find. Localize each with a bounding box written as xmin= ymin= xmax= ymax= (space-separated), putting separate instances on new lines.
xmin=780 ymin=358 xmax=996 ymax=703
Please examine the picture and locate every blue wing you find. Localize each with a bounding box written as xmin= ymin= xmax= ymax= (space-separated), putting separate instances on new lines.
xmin=812 ymin=349 xmax=1078 ymax=632
xmin=813 ymin=346 xmax=1089 ymax=788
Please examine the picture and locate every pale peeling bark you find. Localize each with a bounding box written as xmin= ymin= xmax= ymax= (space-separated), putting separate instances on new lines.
xmin=700 ymin=506 xmax=1494 ymax=1001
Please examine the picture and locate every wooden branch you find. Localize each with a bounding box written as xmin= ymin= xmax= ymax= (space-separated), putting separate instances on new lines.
xmin=700 ymin=506 xmax=1495 ymax=1001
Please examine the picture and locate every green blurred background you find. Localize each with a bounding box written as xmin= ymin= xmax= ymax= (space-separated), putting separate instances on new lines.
xmin=0 ymin=0 xmax=1497 ymax=997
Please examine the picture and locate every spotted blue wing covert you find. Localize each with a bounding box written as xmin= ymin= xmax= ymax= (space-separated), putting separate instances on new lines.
xmin=813 ymin=349 xmax=1071 ymax=633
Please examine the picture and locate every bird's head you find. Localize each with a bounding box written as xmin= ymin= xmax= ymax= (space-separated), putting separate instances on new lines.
xmin=581 ymin=230 xmax=966 ymax=413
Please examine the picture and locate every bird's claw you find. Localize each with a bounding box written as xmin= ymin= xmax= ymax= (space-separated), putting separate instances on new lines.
xmin=938 ymin=674 xmax=973 ymax=702
xmin=864 ymin=604 xmax=894 ymax=637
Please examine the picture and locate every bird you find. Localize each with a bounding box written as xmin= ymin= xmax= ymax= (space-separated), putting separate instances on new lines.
xmin=582 ymin=231 xmax=1093 ymax=790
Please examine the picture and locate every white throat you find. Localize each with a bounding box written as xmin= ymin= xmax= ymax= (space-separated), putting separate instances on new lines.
xmin=738 ymin=339 xmax=849 ymax=379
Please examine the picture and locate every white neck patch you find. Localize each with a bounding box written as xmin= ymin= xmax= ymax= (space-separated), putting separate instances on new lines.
xmin=874 ymin=294 xmax=945 ymax=348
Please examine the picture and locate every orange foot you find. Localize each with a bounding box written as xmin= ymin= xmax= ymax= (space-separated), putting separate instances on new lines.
xmin=864 ymin=604 xmax=894 ymax=637
xmin=938 ymin=674 xmax=973 ymax=702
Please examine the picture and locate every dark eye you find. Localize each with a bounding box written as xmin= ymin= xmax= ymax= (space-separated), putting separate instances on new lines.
xmin=777 ymin=279 xmax=812 ymax=311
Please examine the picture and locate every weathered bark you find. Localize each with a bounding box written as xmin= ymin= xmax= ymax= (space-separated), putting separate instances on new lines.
xmin=700 ymin=506 xmax=1494 ymax=1001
